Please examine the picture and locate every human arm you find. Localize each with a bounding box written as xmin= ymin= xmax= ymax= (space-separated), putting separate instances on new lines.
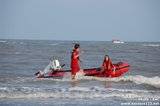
xmin=73 ymin=52 xmax=79 ymax=59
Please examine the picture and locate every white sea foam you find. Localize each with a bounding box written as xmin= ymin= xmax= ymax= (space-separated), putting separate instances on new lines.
xmin=1 ymin=75 xmax=159 ymax=99
xmin=0 ymin=40 xmax=7 ymax=43
xmin=6 ymin=74 xmax=160 ymax=89
xmin=77 ymin=75 xmax=160 ymax=89
xmin=68 ymin=86 xmax=91 ymax=92
xmin=0 ymin=86 xmax=159 ymax=99
xmin=19 ymin=42 xmax=24 ymax=45
xmin=143 ymin=44 xmax=160 ymax=47
xmin=49 ymin=43 xmax=59 ymax=46
xmin=15 ymin=52 xmax=21 ymax=54
xmin=12 ymin=74 xmax=160 ymax=89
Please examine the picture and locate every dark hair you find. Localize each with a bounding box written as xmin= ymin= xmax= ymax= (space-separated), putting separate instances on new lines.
xmin=105 ymin=55 xmax=109 ymax=57
xmin=103 ymin=55 xmax=110 ymax=62
xmin=74 ymin=43 xmax=80 ymax=49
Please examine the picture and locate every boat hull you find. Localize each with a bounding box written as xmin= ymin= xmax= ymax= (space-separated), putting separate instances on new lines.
xmin=40 ymin=62 xmax=130 ymax=78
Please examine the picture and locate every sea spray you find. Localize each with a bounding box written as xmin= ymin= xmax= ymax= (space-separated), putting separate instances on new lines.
xmin=0 ymin=86 xmax=159 ymax=99
xmin=78 ymin=75 xmax=160 ymax=89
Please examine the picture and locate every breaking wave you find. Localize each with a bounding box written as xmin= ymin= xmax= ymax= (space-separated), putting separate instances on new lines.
xmin=2 ymin=74 xmax=160 ymax=89
xmin=0 ymin=40 xmax=7 ymax=43
xmin=77 ymin=75 xmax=160 ymax=89
xmin=1 ymin=74 xmax=160 ymax=99
xmin=2 ymin=71 xmax=160 ymax=89
xmin=143 ymin=44 xmax=160 ymax=47
xmin=0 ymin=86 xmax=159 ymax=99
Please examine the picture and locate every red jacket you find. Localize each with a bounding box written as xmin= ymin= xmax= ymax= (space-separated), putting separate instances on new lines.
xmin=102 ymin=57 xmax=114 ymax=76
xmin=71 ymin=49 xmax=80 ymax=75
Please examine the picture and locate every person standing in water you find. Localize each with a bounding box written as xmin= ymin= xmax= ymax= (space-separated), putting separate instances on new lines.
xmin=71 ymin=43 xmax=81 ymax=80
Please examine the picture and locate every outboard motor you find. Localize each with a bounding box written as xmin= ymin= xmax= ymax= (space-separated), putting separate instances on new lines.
xmin=35 ymin=57 xmax=65 ymax=78
xmin=50 ymin=59 xmax=62 ymax=71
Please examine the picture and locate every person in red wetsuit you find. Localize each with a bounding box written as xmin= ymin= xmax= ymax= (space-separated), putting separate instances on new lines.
xmin=71 ymin=43 xmax=81 ymax=80
xmin=101 ymin=55 xmax=115 ymax=77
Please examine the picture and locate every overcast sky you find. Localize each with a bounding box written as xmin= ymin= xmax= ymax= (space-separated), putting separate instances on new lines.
xmin=0 ymin=0 xmax=160 ymax=41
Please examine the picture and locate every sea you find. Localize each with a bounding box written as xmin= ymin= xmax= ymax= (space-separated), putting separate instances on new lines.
xmin=0 ymin=39 xmax=160 ymax=106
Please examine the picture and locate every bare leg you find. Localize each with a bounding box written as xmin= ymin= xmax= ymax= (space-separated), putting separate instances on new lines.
xmin=72 ymin=75 xmax=76 ymax=80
